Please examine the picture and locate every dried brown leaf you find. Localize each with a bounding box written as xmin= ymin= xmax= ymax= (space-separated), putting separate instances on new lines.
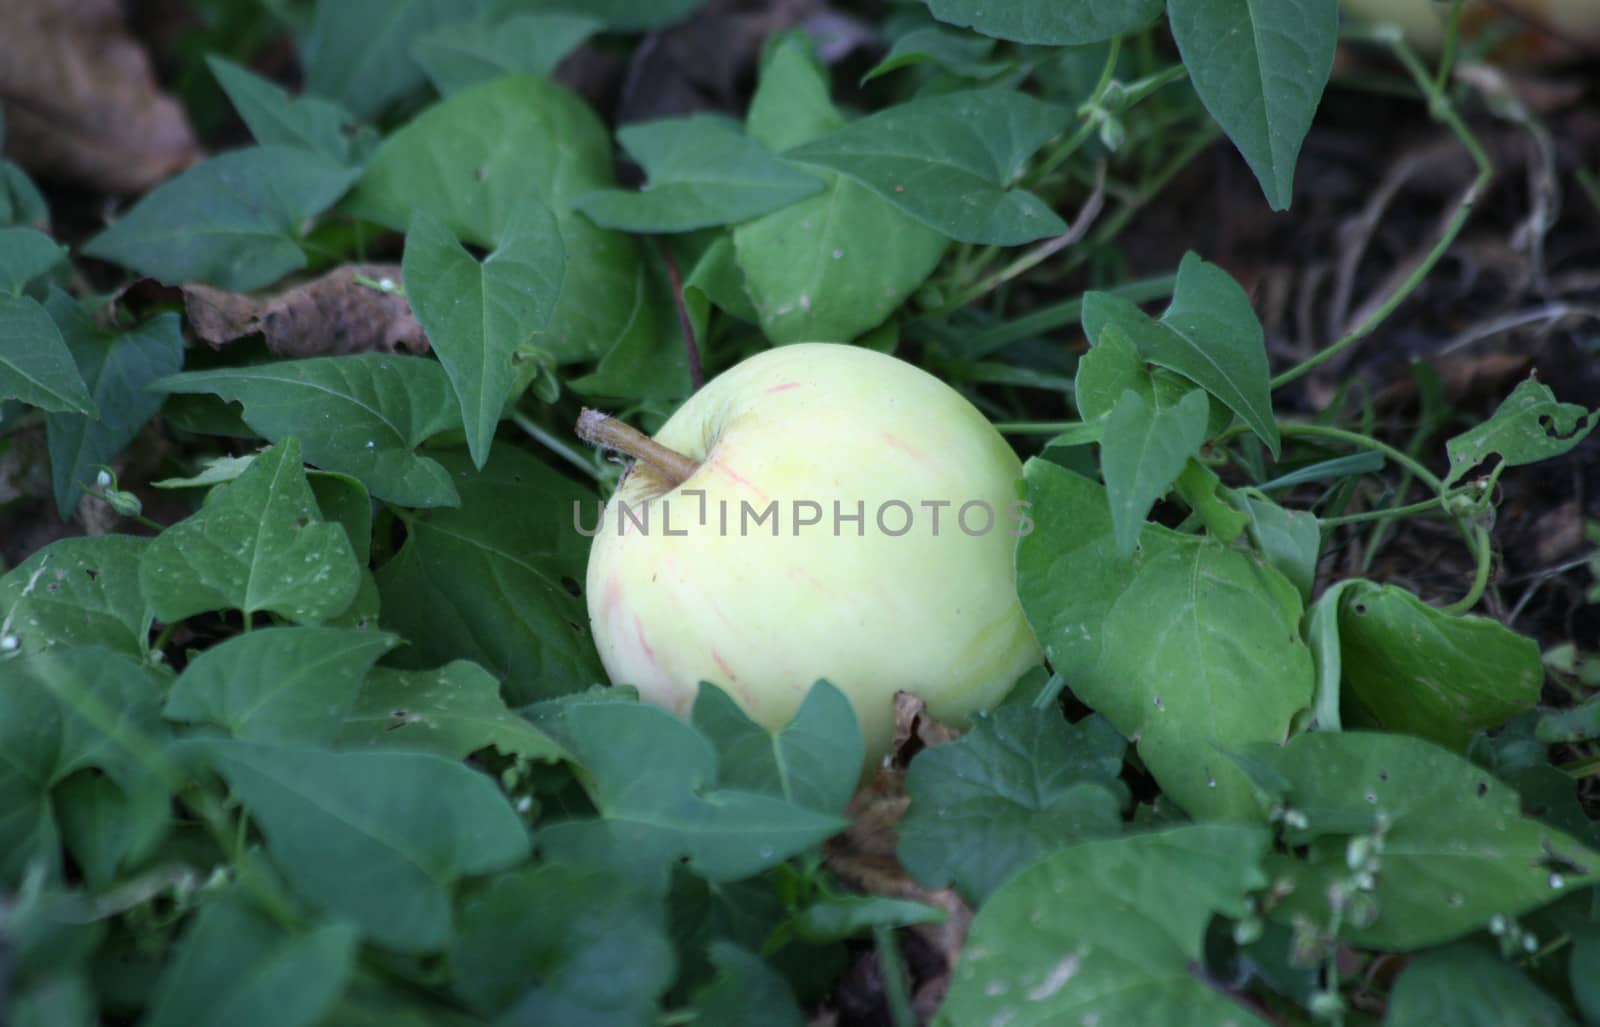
xmin=823 ymin=692 xmax=970 ymax=1025
xmin=0 ymin=0 xmax=202 ymax=193
xmin=892 ymin=691 xmax=963 ymax=752
xmin=182 ymin=264 xmax=427 ymax=358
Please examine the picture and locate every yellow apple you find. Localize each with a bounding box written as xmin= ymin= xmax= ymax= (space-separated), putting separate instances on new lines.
xmin=582 ymin=342 xmax=1042 ymax=764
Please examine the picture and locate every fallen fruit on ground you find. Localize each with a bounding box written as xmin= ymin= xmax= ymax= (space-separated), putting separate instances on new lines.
xmin=581 ymin=342 xmax=1043 ymax=763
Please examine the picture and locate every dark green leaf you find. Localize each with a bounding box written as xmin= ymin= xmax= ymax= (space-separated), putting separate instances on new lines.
xmin=82 ymin=146 xmax=359 ymax=292
xmin=338 ymin=660 xmax=567 ymax=761
xmin=1073 ymin=322 xmax=1148 ymax=421
xmin=667 ymin=872 xmax=795 ymax=990
xmin=792 ymin=894 xmax=946 ymax=943
xmin=785 ymin=89 xmax=1072 ymax=245
xmin=346 ymin=76 xmax=652 ymax=362
xmin=153 ymin=459 xmax=375 ymax=563
xmin=4 ymin=880 xmax=104 ymax=1027
xmin=327 ymin=569 xmax=383 ymax=633
xmin=734 ymin=37 xmax=948 ymax=344
xmin=413 ymin=13 xmax=600 ymax=94
xmin=576 ymin=115 xmax=824 ymax=232
xmin=1468 ymin=711 xmax=1600 ymax=845
xmin=1382 ymin=943 xmax=1573 ymax=1026
xmin=1041 ymin=420 xmax=1103 ymax=454
xmin=863 ymin=26 xmax=1013 ymax=82
xmin=315 ymin=972 xmax=487 ymax=1027
xmin=1016 ymin=461 xmax=1313 ymax=819
xmin=207 ymin=56 xmax=372 ymax=165
xmin=301 ymin=0 xmax=476 ymax=119
xmin=899 ymin=708 xmax=1127 ymax=903
xmin=1243 ymin=492 xmax=1320 ymax=600
xmin=375 ymin=446 xmax=601 ymax=704
xmin=1538 ymin=697 xmax=1600 ymax=745
xmin=539 ymin=701 xmax=846 ymax=883
xmin=1167 ymin=0 xmax=1337 ymax=210
xmin=54 ymin=772 xmax=155 ymax=886
xmin=923 ymin=0 xmax=1162 ymax=44
xmin=938 ymin=824 xmax=1272 ymax=1026
xmin=1338 ymin=582 xmax=1542 ymax=749
xmin=190 ymin=737 xmax=530 ymax=951
xmin=453 ymin=862 xmax=673 ymax=1027
xmin=687 ymin=942 xmax=805 ymax=1027
xmin=43 ymin=294 xmax=183 ymax=517
xmin=307 ymin=470 xmax=374 ymax=565
xmin=517 ymin=0 xmax=704 ymax=28
xmin=163 ymin=626 xmax=398 ymax=743
xmin=138 ymin=438 xmax=362 ymax=624
xmin=0 ymin=647 xmax=172 ymax=885
xmin=680 ymin=232 xmax=757 ymax=324
xmin=404 ymin=201 xmax=563 ymax=467
xmin=1242 ymin=731 xmax=1600 ymax=950
xmin=1444 ymin=378 xmax=1599 ymax=487
xmin=0 ymin=295 xmax=94 ymax=414
xmin=1173 ymin=459 xmax=1251 ymax=542
xmin=1085 ymin=253 xmax=1279 ymax=456
xmin=142 ymin=892 xmax=358 ymax=1027
xmin=1161 ymin=253 xmax=1278 ymax=453
xmin=565 ymin=252 xmax=693 ymax=401
xmin=153 ymin=355 xmax=462 ymax=507
xmin=152 ymin=454 xmax=260 ymax=490
xmin=0 ymin=535 xmax=150 ymax=658
xmin=746 ymin=36 xmax=845 ymax=151
xmin=1259 ymin=451 xmax=1386 ymax=491
xmin=690 ymin=679 xmax=862 ymax=815
xmin=0 ymin=129 xmax=49 ymax=229
xmin=1100 ymin=387 xmax=1211 ymax=556
xmin=1572 ymin=929 xmax=1600 ymax=1024
xmin=0 ymin=227 xmax=65 ymax=295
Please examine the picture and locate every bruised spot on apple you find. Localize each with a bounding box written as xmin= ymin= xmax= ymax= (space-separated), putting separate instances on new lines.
xmin=580 ymin=342 xmax=1043 ymax=767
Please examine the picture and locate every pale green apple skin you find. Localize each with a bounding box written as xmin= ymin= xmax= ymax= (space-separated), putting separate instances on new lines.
xmin=584 ymin=342 xmax=1043 ymax=764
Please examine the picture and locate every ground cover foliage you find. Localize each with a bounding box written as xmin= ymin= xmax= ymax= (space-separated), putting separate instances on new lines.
xmin=2 ymin=0 xmax=1600 ymax=1023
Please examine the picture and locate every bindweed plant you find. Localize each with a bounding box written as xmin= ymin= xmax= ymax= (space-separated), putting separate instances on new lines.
xmin=2 ymin=0 xmax=1598 ymax=1024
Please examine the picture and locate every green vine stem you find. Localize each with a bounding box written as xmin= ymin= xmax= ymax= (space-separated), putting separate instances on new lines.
xmin=1359 ymin=406 xmax=1442 ymax=575
xmin=937 ymin=160 xmax=1108 ymax=313
xmin=993 ymin=421 xmax=1083 ymax=435
xmin=999 ymin=419 xmax=1497 ymax=611
xmin=937 ymin=44 xmax=1200 ymax=314
xmin=937 ymin=39 xmax=1121 ymax=308
xmin=1441 ymin=523 xmax=1495 ymax=615
xmin=1275 ymin=424 xmax=1444 ymax=493
xmin=1270 ymin=21 xmax=1493 ymax=391
xmin=959 ymin=272 xmax=1176 ymax=358
xmin=1031 ymin=36 xmax=1122 ymax=184
xmin=1276 ymin=424 xmax=1496 ymax=613
xmin=1433 ymin=0 xmax=1467 ymax=96
xmin=874 ymin=925 xmax=917 ymax=1027
xmin=512 ymin=408 xmax=602 ymax=482
xmin=1316 ymin=484 xmax=1484 ymax=526
xmin=944 ymin=122 xmax=1219 ymax=325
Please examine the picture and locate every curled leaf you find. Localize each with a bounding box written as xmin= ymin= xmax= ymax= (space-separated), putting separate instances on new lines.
xmin=182 ymin=266 xmax=426 ymax=358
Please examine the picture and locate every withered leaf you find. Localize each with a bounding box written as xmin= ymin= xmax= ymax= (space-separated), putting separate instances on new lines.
xmin=0 ymin=0 xmax=202 ymax=194
xmin=182 ymin=265 xmax=427 ymax=359
xmin=823 ymin=692 xmax=970 ymax=1021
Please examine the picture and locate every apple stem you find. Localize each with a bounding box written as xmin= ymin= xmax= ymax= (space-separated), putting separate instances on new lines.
xmin=575 ymin=408 xmax=699 ymax=488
